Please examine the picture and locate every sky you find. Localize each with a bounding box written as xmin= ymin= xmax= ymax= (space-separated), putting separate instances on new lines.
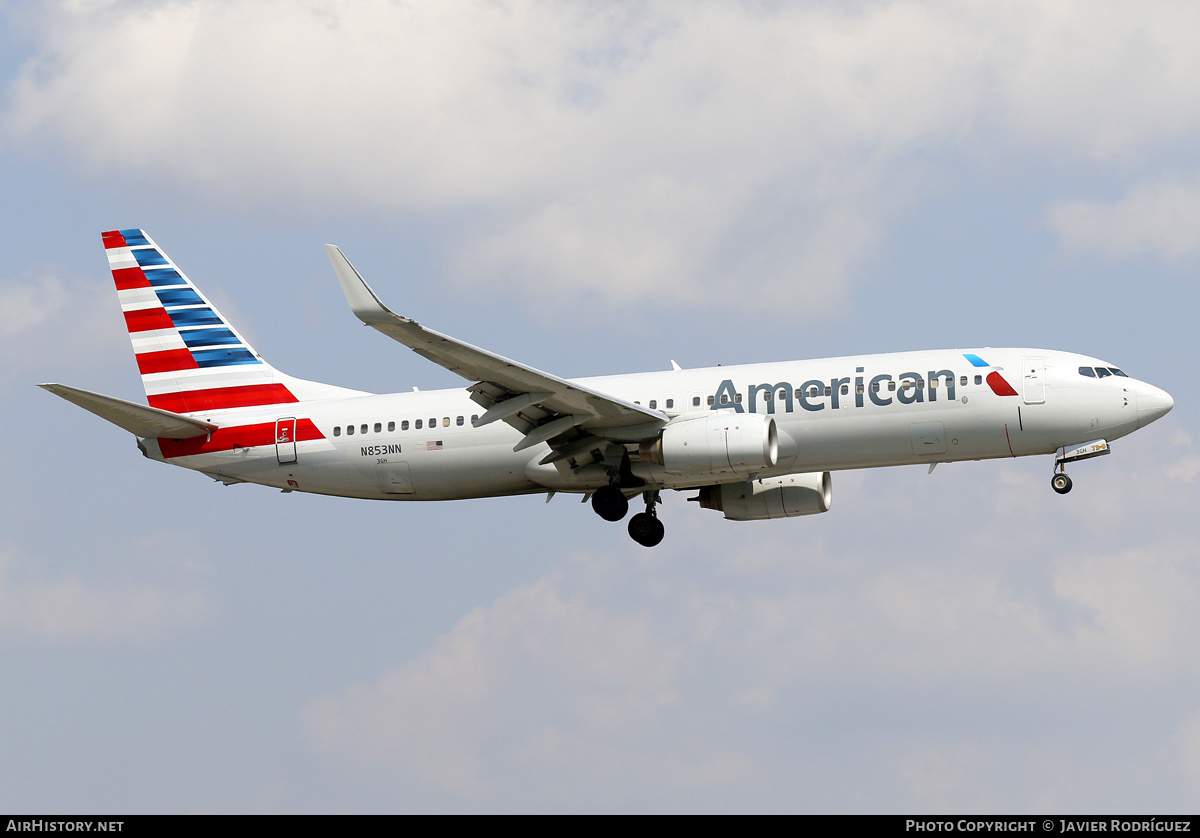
xmin=1 ymin=0 xmax=1198 ymax=814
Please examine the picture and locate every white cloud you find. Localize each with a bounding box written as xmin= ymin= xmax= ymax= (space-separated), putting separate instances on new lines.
xmin=1054 ymin=541 xmax=1200 ymax=672
xmin=8 ymin=1 xmax=1200 ymax=308
xmin=0 ymin=269 xmax=123 ymax=385
xmin=303 ymin=574 xmax=684 ymax=799
xmin=1048 ymin=174 xmax=1200 ymax=261
xmin=0 ymin=548 xmax=210 ymax=642
xmin=302 ymin=488 xmax=1200 ymax=810
xmin=0 ymin=275 xmax=68 ymax=336
xmin=990 ymin=1 xmax=1200 ymax=158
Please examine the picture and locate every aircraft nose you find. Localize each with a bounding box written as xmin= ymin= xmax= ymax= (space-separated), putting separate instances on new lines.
xmin=1135 ymin=381 xmax=1174 ymax=428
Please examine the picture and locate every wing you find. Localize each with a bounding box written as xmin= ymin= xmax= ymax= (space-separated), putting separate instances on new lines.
xmin=326 ymin=246 xmax=665 ymax=458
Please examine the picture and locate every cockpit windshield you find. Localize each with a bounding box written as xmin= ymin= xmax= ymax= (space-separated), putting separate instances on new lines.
xmin=1079 ymin=366 xmax=1127 ymax=378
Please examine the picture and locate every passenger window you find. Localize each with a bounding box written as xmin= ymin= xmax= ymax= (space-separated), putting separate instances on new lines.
xmin=856 ymin=383 xmax=864 ymax=394
xmin=693 ymin=396 xmax=701 ymax=407
xmin=871 ymin=382 xmax=880 ymax=393
xmin=666 ymin=399 xmax=674 ymax=409
xmin=471 ymin=415 xmax=479 ymax=422
xmin=347 ymin=425 xmax=355 ymax=435
xmin=960 ymin=376 xmax=967 ymax=387
xmin=840 ymin=384 xmax=849 ymax=396
xmin=415 ymin=419 xmax=422 ymax=429
xmin=374 ymin=422 xmax=382 ymax=433
xmin=1079 ymin=367 xmax=1096 ymax=378
xmin=402 ymin=420 xmax=409 ymax=430
xmin=707 ymin=395 xmax=715 ymax=406
xmin=429 ymin=417 xmax=436 ymax=427
xmin=649 ymin=400 xmax=657 ymax=409
xmin=720 ymin=394 xmax=728 ymax=404
xmin=764 ymin=390 xmax=773 ymax=401
xmin=888 ymin=381 xmax=897 ymax=391
xmin=824 ymin=386 xmax=832 ymax=397
xmin=442 ymin=417 xmax=450 ymax=427
xmin=456 ymin=416 xmax=464 ymax=426
xmin=361 ymin=424 xmax=368 ymax=434
xmin=916 ymin=379 xmax=924 ymax=389
xmin=930 ymin=379 xmax=938 ymax=389
xmin=388 ymin=421 xmax=395 ymax=432
xmin=809 ymin=386 xmax=820 ymax=397
xmin=734 ymin=393 xmax=742 ymax=404
xmin=1095 ymin=368 xmax=1111 ymax=379
xmin=333 ymin=426 xmax=341 ymax=437
xmin=974 ymin=375 xmax=983 ymax=385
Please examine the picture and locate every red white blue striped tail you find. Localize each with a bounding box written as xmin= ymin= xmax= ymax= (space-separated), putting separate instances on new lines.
xmin=103 ymin=229 xmax=361 ymax=415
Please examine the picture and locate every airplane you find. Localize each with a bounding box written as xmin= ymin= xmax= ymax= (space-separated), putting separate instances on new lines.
xmin=41 ymin=229 xmax=1175 ymax=547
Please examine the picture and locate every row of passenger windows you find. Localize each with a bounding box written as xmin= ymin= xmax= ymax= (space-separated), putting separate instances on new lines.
xmin=332 ymin=415 xmax=480 ymax=437
xmin=1079 ymin=366 xmax=1127 ymax=378
xmin=332 ymin=372 xmax=995 ymax=437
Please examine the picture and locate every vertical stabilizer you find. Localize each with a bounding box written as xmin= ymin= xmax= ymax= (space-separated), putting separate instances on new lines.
xmin=102 ymin=229 xmax=365 ymax=414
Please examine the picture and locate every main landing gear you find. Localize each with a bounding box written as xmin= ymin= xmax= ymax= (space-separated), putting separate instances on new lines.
xmin=590 ymin=484 xmax=629 ymax=521
xmin=590 ymin=483 xmax=666 ymax=547
xmin=627 ymin=492 xmax=665 ymax=548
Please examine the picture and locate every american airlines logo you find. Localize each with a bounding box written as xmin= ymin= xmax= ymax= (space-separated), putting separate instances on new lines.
xmin=709 ymin=361 xmax=1016 ymax=415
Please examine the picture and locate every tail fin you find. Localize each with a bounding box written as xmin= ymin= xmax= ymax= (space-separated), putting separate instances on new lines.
xmin=102 ymin=229 xmax=364 ymax=414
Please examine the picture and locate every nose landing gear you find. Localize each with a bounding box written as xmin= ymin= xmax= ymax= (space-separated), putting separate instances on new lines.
xmin=1051 ymin=470 xmax=1073 ymax=494
xmin=1050 ymin=439 xmax=1110 ymax=495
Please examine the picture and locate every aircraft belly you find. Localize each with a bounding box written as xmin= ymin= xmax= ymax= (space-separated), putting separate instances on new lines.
xmin=778 ymin=412 xmax=930 ymax=470
xmin=775 ymin=404 xmax=1025 ymax=470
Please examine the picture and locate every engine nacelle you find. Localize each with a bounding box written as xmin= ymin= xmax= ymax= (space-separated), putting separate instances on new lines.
xmin=696 ymin=472 xmax=832 ymax=520
xmin=641 ymin=413 xmax=778 ymax=476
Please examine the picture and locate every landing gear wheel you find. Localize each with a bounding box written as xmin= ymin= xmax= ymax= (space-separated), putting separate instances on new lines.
xmin=591 ymin=485 xmax=629 ymax=521
xmin=1051 ymin=473 xmax=1073 ymax=495
xmin=628 ymin=512 xmax=665 ymax=547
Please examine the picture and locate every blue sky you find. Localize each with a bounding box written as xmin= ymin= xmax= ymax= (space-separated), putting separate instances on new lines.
xmin=1 ymin=0 xmax=1198 ymax=813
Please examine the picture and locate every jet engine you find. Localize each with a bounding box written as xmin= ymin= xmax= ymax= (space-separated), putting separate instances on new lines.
xmin=695 ymin=472 xmax=832 ymax=520
xmin=640 ymin=413 xmax=778 ymax=476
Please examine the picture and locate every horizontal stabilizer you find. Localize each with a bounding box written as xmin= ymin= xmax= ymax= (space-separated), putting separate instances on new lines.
xmin=39 ymin=383 xmax=218 ymax=439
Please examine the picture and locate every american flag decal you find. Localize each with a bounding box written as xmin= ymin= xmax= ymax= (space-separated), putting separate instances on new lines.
xmin=427 ymin=440 xmax=443 ymax=451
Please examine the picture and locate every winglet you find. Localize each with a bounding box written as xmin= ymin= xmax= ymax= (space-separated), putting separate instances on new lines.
xmin=325 ymin=245 xmax=403 ymax=327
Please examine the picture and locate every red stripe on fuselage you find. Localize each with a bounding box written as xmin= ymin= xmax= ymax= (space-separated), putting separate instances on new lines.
xmin=135 ymin=348 xmax=199 ymax=375
xmin=158 ymin=418 xmax=324 ymax=459
xmin=147 ymin=383 xmax=299 ymax=413
xmin=124 ymin=307 xmax=176 ymax=333
xmin=101 ymin=230 xmax=127 ymax=249
xmin=987 ymin=371 xmax=1018 ymax=397
xmin=112 ymin=266 xmax=150 ymax=290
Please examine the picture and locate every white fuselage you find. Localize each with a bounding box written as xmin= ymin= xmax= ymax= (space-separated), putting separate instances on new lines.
xmin=138 ymin=348 xmax=1170 ymax=502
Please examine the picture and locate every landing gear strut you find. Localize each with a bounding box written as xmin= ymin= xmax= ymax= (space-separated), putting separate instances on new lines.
xmin=589 ymin=449 xmax=644 ymax=522
xmin=627 ymin=491 xmax=665 ymax=548
xmin=1051 ymin=439 xmax=1110 ymax=495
